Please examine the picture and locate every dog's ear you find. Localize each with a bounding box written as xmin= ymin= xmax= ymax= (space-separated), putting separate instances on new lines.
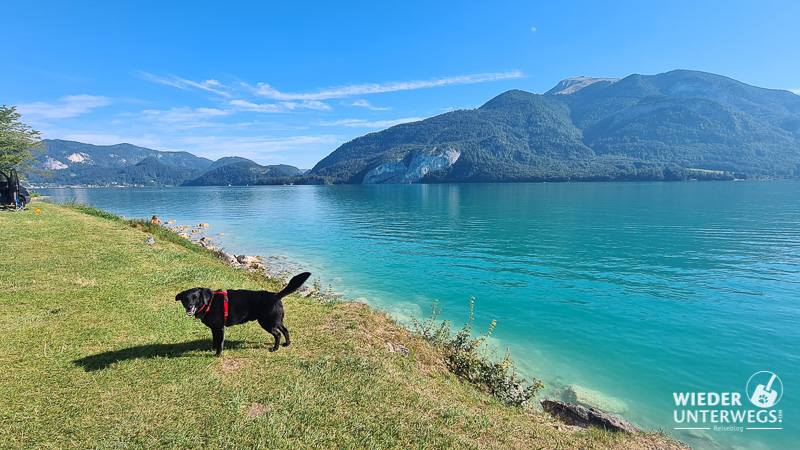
xmin=175 ymin=290 xmax=187 ymax=301
xmin=200 ymin=288 xmax=213 ymax=305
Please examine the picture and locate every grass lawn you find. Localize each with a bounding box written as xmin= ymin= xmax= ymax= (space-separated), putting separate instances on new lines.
xmin=0 ymin=202 xmax=685 ymax=449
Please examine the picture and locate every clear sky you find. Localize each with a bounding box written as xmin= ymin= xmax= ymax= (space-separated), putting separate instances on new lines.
xmin=2 ymin=0 xmax=798 ymax=169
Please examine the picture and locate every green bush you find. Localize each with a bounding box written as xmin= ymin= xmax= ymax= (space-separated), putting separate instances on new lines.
xmin=412 ymin=297 xmax=544 ymax=407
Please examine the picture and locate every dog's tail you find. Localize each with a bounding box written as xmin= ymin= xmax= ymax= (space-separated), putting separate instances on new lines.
xmin=278 ymin=272 xmax=312 ymax=298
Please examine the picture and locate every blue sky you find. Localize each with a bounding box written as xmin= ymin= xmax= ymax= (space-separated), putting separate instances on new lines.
xmin=2 ymin=0 xmax=798 ymax=169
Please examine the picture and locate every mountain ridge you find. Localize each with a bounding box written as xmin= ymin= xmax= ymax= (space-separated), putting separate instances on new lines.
xmin=29 ymin=140 xmax=303 ymax=187
xmin=302 ymin=69 xmax=800 ymax=184
xmin=183 ymin=161 xmax=303 ymax=186
xmin=27 ymin=69 xmax=800 ymax=186
xmin=544 ymin=77 xmax=620 ymax=95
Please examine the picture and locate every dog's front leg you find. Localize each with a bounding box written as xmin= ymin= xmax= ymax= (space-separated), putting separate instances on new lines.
xmin=211 ymin=327 xmax=226 ymax=356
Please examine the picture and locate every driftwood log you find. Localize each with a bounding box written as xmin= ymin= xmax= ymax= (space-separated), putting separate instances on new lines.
xmin=541 ymin=399 xmax=641 ymax=433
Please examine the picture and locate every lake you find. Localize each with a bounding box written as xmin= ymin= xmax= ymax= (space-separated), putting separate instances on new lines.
xmin=40 ymin=182 xmax=799 ymax=450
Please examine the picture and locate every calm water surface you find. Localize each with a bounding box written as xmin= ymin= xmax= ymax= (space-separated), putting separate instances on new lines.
xmin=41 ymin=182 xmax=800 ymax=449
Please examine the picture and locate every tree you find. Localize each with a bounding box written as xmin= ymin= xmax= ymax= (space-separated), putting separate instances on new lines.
xmin=0 ymin=105 xmax=44 ymax=177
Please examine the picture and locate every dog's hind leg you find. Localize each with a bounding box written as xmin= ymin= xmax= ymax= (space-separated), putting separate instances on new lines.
xmin=279 ymin=325 xmax=290 ymax=347
xmin=258 ymin=318 xmax=282 ymax=352
xmin=211 ymin=327 xmax=226 ymax=356
xmin=268 ymin=329 xmax=281 ymax=352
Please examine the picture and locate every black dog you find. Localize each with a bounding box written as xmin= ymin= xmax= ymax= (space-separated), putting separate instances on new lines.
xmin=175 ymin=272 xmax=311 ymax=356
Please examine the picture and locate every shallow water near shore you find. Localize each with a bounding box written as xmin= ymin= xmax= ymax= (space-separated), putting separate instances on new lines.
xmin=41 ymin=182 xmax=799 ymax=449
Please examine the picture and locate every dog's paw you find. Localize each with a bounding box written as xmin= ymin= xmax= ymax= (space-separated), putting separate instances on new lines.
xmin=268 ymin=348 xmax=278 ymax=352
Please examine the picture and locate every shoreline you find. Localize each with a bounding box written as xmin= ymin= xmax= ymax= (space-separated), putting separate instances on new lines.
xmin=38 ymin=184 xmax=797 ymax=450
xmin=167 ymin=220 xmax=324 ymax=298
xmin=160 ymin=214 xmax=688 ymax=445
xmin=21 ymin=199 xmax=694 ymax=448
xmin=14 ymin=201 xmax=672 ymax=448
xmin=25 ymin=177 xmax=797 ymax=191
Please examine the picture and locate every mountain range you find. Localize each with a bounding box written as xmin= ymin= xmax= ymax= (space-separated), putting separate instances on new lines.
xmin=302 ymin=70 xmax=800 ymax=184
xmin=28 ymin=140 xmax=302 ymax=187
xmin=27 ymin=70 xmax=800 ymax=186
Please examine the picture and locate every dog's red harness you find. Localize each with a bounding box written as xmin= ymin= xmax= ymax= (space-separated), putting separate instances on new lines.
xmin=197 ymin=291 xmax=229 ymax=324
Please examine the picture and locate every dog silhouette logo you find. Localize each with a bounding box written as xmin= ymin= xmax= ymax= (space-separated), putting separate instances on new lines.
xmin=746 ymin=371 xmax=783 ymax=408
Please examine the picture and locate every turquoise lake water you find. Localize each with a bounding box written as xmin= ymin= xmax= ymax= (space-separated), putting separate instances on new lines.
xmin=41 ymin=182 xmax=799 ymax=449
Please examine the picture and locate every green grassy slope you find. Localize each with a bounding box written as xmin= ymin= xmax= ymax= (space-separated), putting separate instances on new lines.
xmin=0 ymin=202 xmax=684 ymax=448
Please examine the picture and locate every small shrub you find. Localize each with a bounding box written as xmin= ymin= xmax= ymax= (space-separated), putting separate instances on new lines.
xmin=309 ymin=277 xmax=340 ymax=304
xmin=411 ymin=297 xmax=544 ymax=407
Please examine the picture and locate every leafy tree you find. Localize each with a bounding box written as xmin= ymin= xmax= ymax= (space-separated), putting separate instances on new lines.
xmin=0 ymin=105 xmax=44 ymax=176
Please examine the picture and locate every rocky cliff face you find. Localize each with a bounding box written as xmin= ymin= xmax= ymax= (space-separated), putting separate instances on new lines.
xmin=545 ymin=77 xmax=620 ymax=95
xmin=363 ymin=147 xmax=461 ymax=184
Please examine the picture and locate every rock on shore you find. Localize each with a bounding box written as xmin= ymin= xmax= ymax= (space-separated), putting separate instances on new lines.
xmin=558 ymin=384 xmax=629 ymax=414
xmin=540 ymin=399 xmax=640 ymax=433
xmin=165 ymin=221 xmax=313 ymax=288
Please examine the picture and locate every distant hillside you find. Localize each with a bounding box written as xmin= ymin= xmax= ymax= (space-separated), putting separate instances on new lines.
xmin=29 ymin=140 xmax=302 ymax=187
xmin=40 ymin=139 xmax=213 ymax=170
xmin=206 ymin=156 xmax=256 ymax=171
xmin=306 ymin=70 xmax=800 ymax=184
xmin=183 ymin=161 xmax=303 ymax=186
xmin=98 ymin=157 xmax=203 ymax=186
